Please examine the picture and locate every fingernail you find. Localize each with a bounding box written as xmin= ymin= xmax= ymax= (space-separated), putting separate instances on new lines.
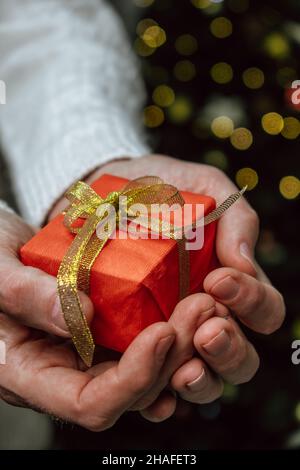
xmin=186 ymin=369 xmax=207 ymax=392
xmin=210 ymin=276 xmax=239 ymax=300
xmin=240 ymin=242 xmax=257 ymax=273
xmin=202 ymin=329 xmax=231 ymax=357
xmin=155 ymin=335 xmax=175 ymax=362
xmin=52 ymin=296 xmax=69 ymax=333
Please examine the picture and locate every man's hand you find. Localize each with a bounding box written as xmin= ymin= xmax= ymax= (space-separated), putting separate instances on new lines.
xmin=0 ymin=209 xmax=93 ymax=336
xmin=0 ymin=207 xmax=252 ymax=428
xmin=0 ymin=312 xmax=175 ymax=431
xmin=50 ymin=154 xmax=284 ymax=422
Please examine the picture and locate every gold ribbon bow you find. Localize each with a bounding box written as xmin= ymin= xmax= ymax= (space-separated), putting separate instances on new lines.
xmin=57 ymin=176 xmax=246 ymax=367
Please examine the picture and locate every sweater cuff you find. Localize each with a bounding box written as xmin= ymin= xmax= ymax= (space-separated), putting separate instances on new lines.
xmin=13 ymin=112 xmax=150 ymax=227
xmin=0 ymin=200 xmax=15 ymax=215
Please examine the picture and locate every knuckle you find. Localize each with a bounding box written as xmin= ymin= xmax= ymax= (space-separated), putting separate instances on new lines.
xmin=249 ymin=283 xmax=265 ymax=312
xmin=1 ymin=269 xmax=26 ymax=312
xmin=232 ymin=348 xmax=260 ymax=385
xmin=260 ymin=290 xmax=286 ymax=335
xmin=80 ymin=415 xmax=115 ymax=432
xmin=74 ymin=402 xmax=115 ymax=432
xmin=133 ymin=371 xmax=154 ymax=395
xmin=246 ymin=208 xmax=260 ymax=232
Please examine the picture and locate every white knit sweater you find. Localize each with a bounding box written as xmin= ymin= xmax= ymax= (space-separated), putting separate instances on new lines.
xmin=0 ymin=0 xmax=149 ymax=226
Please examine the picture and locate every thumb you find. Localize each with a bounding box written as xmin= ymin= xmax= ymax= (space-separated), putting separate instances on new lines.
xmin=0 ymin=254 xmax=94 ymax=336
xmin=215 ymin=199 xmax=259 ymax=277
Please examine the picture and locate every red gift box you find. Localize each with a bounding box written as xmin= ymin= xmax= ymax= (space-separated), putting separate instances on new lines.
xmin=20 ymin=174 xmax=218 ymax=353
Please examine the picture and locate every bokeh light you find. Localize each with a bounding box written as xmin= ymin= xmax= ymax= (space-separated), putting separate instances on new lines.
xmin=134 ymin=37 xmax=156 ymax=57
xmin=263 ymin=32 xmax=290 ymax=59
xmin=210 ymin=62 xmax=233 ymax=84
xmin=152 ymin=85 xmax=175 ymax=107
xmin=295 ymin=403 xmax=300 ymax=422
xmin=279 ymin=176 xmax=300 ymax=200
xmin=210 ymin=17 xmax=233 ymax=39
xmin=167 ymin=96 xmax=193 ymax=124
xmin=142 ymin=25 xmax=166 ymax=48
xmin=222 ymin=383 xmax=239 ymax=403
xmin=175 ymin=34 xmax=198 ymax=56
xmin=262 ymin=112 xmax=284 ymax=135
xmin=174 ymin=60 xmax=196 ymax=81
xmin=236 ymin=167 xmax=259 ymax=190
xmin=191 ymin=0 xmax=212 ymax=9
xmin=136 ymin=18 xmax=157 ymax=37
xmin=211 ymin=116 xmax=234 ymax=138
xmin=281 ymin=117 xmax=300 ymax=140
xmin=203 ymin=150 xmax=228 ymax=170
xmin=242 ymin=67 xmax=265 ymax=89
xmin=143 ymin=105 xmax=165 ymax=128
xmin=230 ymin=127 xmax=253 ymax=150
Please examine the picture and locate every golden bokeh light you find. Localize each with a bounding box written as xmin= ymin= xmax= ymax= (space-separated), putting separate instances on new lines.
xmin=143 ymin=105 xmax=165 ymax=128
xmin=261 ymin=112 xmax=284 ymax=135
xmin=210 ymin=17 xmax=233 ymax=39
xmin=167 ymin=96 xmax=193 ymax=124
xmin=279 ymin=176 xmax=300 ymax=200
xmin=191 ymin=0 xmax=212 ymax=9
xmin=134 ymin=37 xmax=155 ymax=57
xmin=136 ymin=18 xmax=157 ymax=37
xmin=210 ymin=62 xmax=233 ymax=84
xmin=263 ymin=33 xmax=290 ymax=59
xmin=236 ymin=168 xmax=258 ymax=190
xmin=142 ymin=25 xmax=166 ymax=48
xmin=175 ymin=34 xmax=198 ymax=56
xmin=242 ymin=67 xmax=265 ymax=89
xmin=211 ymin=116 xmax=234 ymax=139
xmin=174 ymin=60 xmax=196 ymax=81
xmin=281 ymin=117 xmax=300 ymax=140
xmin=203 ymin=150 xmax=228 ymax=170
xmin=152 ymin=85 xmax=175 ymax=107
xmin=230 ymin=128 xmax=253 ymax=150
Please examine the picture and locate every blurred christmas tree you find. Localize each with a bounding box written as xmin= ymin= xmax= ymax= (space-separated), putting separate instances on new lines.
xmin=133 ymin=0 xmax=300 ymax=449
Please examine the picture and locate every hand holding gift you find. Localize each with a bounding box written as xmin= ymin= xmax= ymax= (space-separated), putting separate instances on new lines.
xmin=0 ymin=156 xmax=285 ymax=426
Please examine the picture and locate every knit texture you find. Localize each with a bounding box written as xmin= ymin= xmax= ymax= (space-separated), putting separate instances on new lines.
xmin=0 ymin=199 xmax=15 ymax=214
xmin=0 ymin=0 xmax=149 ymax=226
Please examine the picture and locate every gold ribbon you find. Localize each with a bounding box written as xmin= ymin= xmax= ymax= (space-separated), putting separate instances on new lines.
xmin=57 ymin=176 xmax=246 ymax=367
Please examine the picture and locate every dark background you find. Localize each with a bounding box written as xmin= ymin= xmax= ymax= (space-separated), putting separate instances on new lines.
xmin=1 ymin=0 xmax=298 ymax=451
xmin=55 ymin=0 xmax=300 ymax=450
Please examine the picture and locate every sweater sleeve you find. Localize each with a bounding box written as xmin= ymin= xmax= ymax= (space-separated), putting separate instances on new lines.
xmin=0 ymin=0 xmax=150 ymax=226
xmin=0 ymin=200 xmax=15 ymax=215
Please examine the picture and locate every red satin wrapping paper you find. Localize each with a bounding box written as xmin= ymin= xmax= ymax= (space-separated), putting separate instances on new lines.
xmin=20 ymin=174 xmax=218 ymax=352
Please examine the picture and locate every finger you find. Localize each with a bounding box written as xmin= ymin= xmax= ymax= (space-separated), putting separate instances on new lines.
xmin=1 ymin=315 xmax=175 ymax=431
xmin=0 ymin=251 xmax=94 ymax=337
xmin=194 ymin=316 xmax=260 ymax=384
xmin=170 ymin=357 xmax=223 ymax=404
xmin=202 ymin=168 xmax=259 ymax=277
xmin=139 ymin=390 xmax=177 ymax=423
xmin=131 ymin=293 xmax=216 ymax=411
xmin=204 ymin=267 xmax=285 ymax=334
